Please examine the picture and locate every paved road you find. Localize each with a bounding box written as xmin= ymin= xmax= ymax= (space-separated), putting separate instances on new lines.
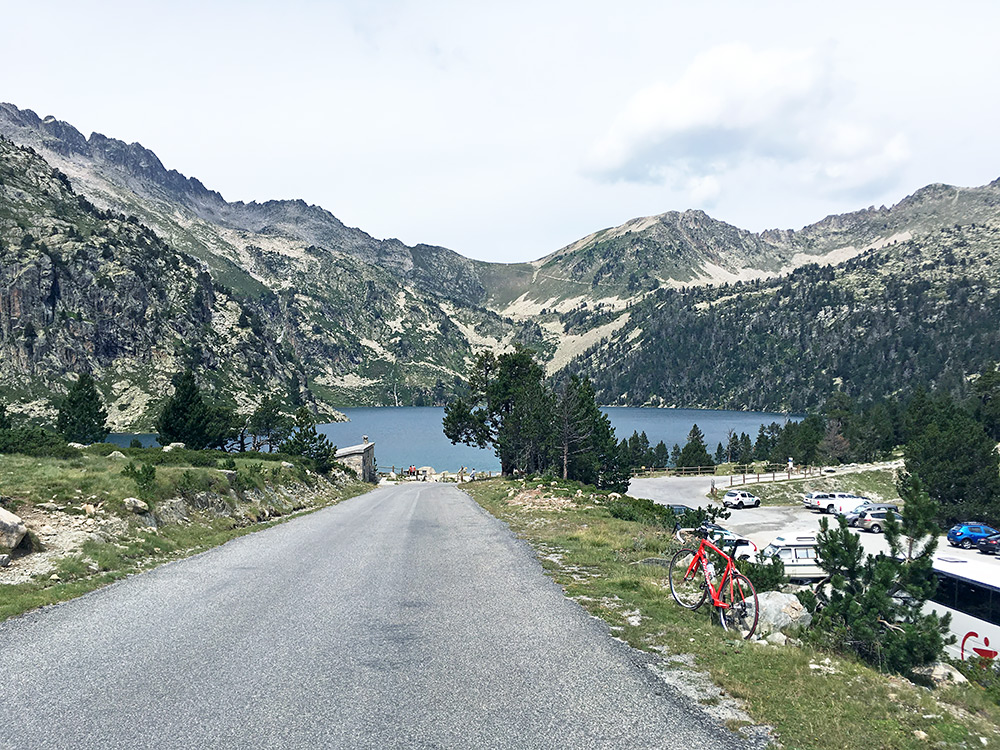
xmin=1 ymin=483 xmax=762 ymax=749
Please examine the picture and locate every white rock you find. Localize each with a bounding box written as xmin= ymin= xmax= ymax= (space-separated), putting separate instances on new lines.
xmin=0 ymin=507 xmax=27 ymax=550
xmin=107 ymin=451 xmax=127 ymax=459
xmin=122 ymin=497 xmax=150 ymax=514
xmin=162 ymin=442 xmax=186 ymax=452
xmin=281 ymin=461 xmax=294 ymax=468
xmin=911 ymin=662 xmax=968 ymax=687
xmin=755 ymin=591 xmax=812 ymax=635
xmin=67 ymin=442 xmax=87 ymax=449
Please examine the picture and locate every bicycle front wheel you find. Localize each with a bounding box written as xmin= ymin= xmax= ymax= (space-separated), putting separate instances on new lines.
xmin=668 ymin=548 xmax=708 ymax=610
xmin=718 ymin=572 xmax=759 ymax=639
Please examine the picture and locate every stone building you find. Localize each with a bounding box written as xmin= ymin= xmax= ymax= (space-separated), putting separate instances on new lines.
xmin=335 ymin=436 xmax=377 ymax=483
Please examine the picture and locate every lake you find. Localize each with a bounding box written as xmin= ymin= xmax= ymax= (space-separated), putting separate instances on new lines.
xmin=317 ymin=406 xmax=797 ymax=475
xmin=110 ymin=406 xmax=797 ymax=474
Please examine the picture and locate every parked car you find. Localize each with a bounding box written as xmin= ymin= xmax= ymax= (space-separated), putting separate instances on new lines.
xmin=824 ymin=492 xmax=870 ymax=515
xmin=947 ymin=522 xmax=1000 ymax=550
xmin=802 ymin=492 xmax=832 ymax=511
xmin=859 ymin=509 xmax=897 ymax=533
xmin=722 ymin=490 xmax=761 ymax=509
xmin=977 ymin=533 xmax=1000 ymax=555
xmin=844 ymin=502 xmax=899 ymax=527
xmin=760 ymin=535 xmax=825 ymax=581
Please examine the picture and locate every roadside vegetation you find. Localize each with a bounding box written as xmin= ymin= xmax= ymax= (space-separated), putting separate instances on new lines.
xmin=0 ymin=446 xmax=369 ymax=622
xmin=466 ymin=477 xmax=1000 ymax=749
xmin=0 ymin=374 xmax=369 ymax=622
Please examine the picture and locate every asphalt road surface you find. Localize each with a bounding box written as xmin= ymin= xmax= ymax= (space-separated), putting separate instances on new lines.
xmin=1 ymin=483 xmax=762 ymax=749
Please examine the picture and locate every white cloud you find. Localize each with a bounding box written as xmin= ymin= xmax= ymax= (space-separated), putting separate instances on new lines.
xmin=586 ymin=43 xmax=910 ymax=201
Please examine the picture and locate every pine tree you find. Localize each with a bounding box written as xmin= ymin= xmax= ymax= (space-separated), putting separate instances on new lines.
xmin=280 ymin=407 xmax=336 ymax=473
xmin=444 ymin=350 xmax=554 ymax=476
xmin=0 ymin=401 xmax=10 ymax=431
xmin=247 ymin=396 xmax=295 ymax=452
xmin=155 ymin=369 xmax=233 ymax=450
xmin=811 ymin=473 xmax=951 ymax=672
xmin=56 ymin=373 xmax=109 ymax=444
xmin=904 ymin=392 xmax=1000 ymax=522
xmin=676 ymin=423 xmax=713 ymax=468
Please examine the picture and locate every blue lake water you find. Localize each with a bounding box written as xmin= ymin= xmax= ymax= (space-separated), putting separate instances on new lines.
xmin=111 ymin=406 xmax=798 ymax=474
xmin=317 ymin=406 xmax=797 ymax=474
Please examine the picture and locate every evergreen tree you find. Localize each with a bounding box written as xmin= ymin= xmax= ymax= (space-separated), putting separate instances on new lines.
xmin=0 ymin=401 xmax=10 ymax=431
xmin=247 ymin=396 xmax=295 ymax=452
xmin=737 ymin=432 xmax=754 ymax=464
xmin=56 ymin=373 xmax=109 ymax=444
xmin=155 ymin=369 xmax=233 ymax=450
xmin=280 ymin=407 xmax=336 ymax=473
xmin=444 ymin=350 xmax=553 ymax=476
xmin=554 ymin=377 xmax=627 ymax=490
xmin=904 ymin=393 xmax=1000 ymax=523
xmin=714 ymin=442 xmax=725 ymax=464
xmin=652 ymin=441 xmax=670 ymax=467
xmin=810 ymin=473 xmax=950 ymax=673
xmin=971 ymin=368 xmax=1000 ymax=441
xmin=669 ymin=443 xmax=681 ymax=467
xmin=554 ymin=376 xmax=607 ymax=483
xmin=676 ymin=424 xmax=713 ymax=468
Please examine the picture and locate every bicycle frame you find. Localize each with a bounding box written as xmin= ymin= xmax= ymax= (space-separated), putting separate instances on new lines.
xmin=685 ymin=536 xmax=739 ymax=609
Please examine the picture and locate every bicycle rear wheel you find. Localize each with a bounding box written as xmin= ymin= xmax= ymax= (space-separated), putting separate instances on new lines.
xmin=668 ymin=548 xmax=708 ymax=610
xmin=718 ymin=572 xmax=759 ymax=639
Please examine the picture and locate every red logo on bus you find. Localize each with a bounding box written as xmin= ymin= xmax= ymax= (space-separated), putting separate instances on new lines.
xmin=961 ymin=632 xmax=998 ymax=661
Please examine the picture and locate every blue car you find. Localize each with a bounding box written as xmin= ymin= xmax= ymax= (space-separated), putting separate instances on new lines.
xmin=947 ymin=522 xmax=999 ymax=549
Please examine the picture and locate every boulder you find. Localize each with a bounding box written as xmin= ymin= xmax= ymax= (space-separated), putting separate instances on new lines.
xmin=162 ymin=442 xmax=185 ymax=452
xmin=0 ymin=554 xmax=10 ymax=567
xmin=122 ymin=497 xmax=150 ymax=514
xmin=755 ymin=590 xmax=812 ymax=635
xmin=108 ymin=451 xmax=127 ymax=459
xmin=68 ymin=442 xmax=87 ymax=449
xmin=0 ymin=507 xmax=27 ymax=551
xmin=281 ymin=461 xmax=294 ymax=468
xmin=911 ymin=662 xmax=968 ymax=687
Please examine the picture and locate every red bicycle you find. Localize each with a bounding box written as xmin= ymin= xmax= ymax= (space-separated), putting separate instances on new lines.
xmin=668 ymin=528 xmax=759 ymax=639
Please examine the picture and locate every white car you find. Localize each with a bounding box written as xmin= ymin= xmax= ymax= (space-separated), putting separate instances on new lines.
xmin=722 ymin=490 xmax=761 ymax=509
xmin=802 ymin=491 xmax=832 ymax=511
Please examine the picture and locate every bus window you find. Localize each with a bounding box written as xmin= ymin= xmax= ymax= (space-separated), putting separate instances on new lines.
xmin=955 ymin=579 xmax=993 ymax=623
xmin=932 ymin=574 xmax=957 ymax=609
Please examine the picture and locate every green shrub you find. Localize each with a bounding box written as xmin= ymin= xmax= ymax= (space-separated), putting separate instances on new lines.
xmin=122 ymin=462 xmax=157 ymax=500
xmin=0 ymin=427 xmax=76 ymax=458
xmin=952 ymin=657 xmax=1000 ymax=706
xmin=736 ymin=554 xmax=787 ymax=592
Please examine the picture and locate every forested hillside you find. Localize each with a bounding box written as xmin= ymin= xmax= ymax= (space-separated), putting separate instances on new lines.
xmin=573 ymin=223 xmax=1000 ymax=411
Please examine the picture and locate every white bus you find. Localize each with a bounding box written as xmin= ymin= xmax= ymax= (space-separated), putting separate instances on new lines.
xmin=926 ymin=554 xmax=1000 ymax=663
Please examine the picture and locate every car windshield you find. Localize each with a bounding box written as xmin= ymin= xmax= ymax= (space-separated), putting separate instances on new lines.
xmin=762 ymin=544 xmax=779 ymax=557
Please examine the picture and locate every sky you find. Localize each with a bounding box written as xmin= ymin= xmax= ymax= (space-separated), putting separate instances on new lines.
xmin=3 ymin=1 xmax=999 ymax=263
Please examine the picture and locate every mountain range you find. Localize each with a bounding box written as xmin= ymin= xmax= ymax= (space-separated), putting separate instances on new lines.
xmin=1 ymin=102 xmax=998 ymax=428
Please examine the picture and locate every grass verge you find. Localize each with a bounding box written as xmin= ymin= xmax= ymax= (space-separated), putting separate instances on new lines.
xmin=1 ymin=450 xmax=371 ymax=622
xmin=466 ymin=477 xmax=1000 ymax=750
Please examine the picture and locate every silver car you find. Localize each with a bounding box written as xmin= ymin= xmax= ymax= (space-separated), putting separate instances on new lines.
xmin=845 ymin=503 xmax=899 ymax=527
xmin=858 ymin=509 xmax=897 ymax=533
